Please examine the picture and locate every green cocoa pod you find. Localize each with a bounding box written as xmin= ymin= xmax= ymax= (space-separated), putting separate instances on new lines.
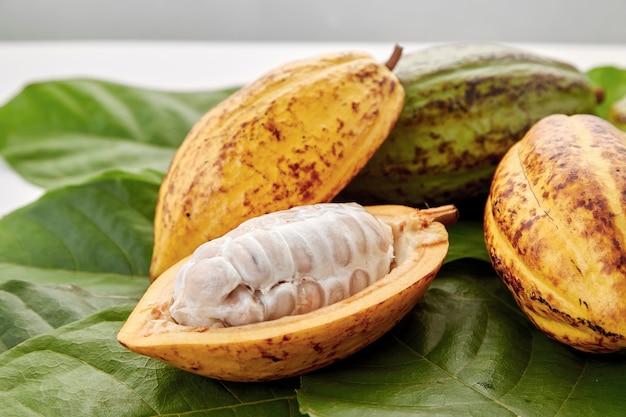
xmin=340 ymin=43 xmax=600 ymax=207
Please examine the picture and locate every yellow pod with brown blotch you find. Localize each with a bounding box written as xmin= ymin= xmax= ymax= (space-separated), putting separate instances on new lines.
xmin=150 ymin=48 xmax=405 ymax=279
xmin=484 ymin=114 xmax=626 ymax=353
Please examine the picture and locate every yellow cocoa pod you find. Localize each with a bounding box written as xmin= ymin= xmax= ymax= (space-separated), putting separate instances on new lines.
xmin=150 ymin=48 xmax=405 ymax=279
xmin=118 ymin=204 xmax=457 ymax=381
xmin=484 ymin=114 xmax=626 ymax=353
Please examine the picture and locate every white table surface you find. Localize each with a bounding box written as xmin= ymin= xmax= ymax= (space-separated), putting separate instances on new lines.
xmin=1 ymin=41 xmax=626 ymax=217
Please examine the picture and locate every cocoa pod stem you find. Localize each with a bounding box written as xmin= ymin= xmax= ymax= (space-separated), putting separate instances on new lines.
xmin=385 ymin=44 xmax=403 ymax=71
xmin=421 ymin=204 xmax=459 ymax=226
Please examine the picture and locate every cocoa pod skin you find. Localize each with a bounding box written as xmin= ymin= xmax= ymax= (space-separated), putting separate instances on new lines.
xmin=484 ymin=113 xmax=626 ymax=353
xmin=341 ymin=43 xmax=600 ymax=207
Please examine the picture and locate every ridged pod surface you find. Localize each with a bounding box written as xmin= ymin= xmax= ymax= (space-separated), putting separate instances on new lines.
xmin=150 ymin=49 xmax=405 ymax=279
xmin=484 ymin=114 xmax=626 ymax=353
xmin=118 ymin=204 xmax=457 ymax=381
xmin=341 ymin=43 xmax=599 ymax=207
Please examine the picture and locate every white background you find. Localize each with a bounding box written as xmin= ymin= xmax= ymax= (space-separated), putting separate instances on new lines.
xmin=1 ymin=0 xmax=626 ymax=43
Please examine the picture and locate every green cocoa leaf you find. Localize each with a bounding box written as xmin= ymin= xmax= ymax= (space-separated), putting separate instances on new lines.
xmin=0 ymin=279 xmax=140 ymax=352
xmin=0 ymin=305 xmax=303 ymax=417
xmin=445 ymin=220 xmax=489 ymax=263
xmin=298 ymin=259 xmax=626 ymax=417
xmin=0 ymin=78 xmax=237 ymax=188
xmin=0 ymin=171 xmax=155 ymax=352
xmin=0 ymin=263 xmax=148 ymax=296
xmin=0 ymin=170 xmax=159 ymax=276
xmin=587 ymin=66 xmax=626 ymax=119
